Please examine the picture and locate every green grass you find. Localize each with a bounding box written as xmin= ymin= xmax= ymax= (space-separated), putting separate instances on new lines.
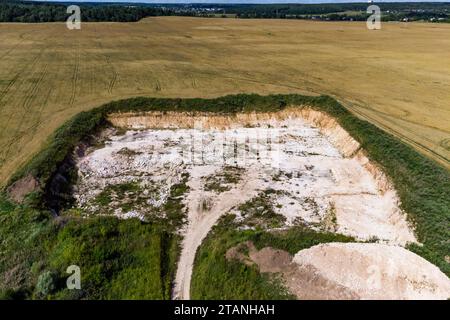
xmin=237 ymin=190 xmax=286 ymax=229
xmin=51 ymin=217 xmax=178 ymax=300
xmin=204 ymin=166 xmax=243 ymax=193
xmin=0 ymin=195 xmax=52 ymax=299
xmin=160 ymin=172 xmax=189 ymax=231
xmin=0 ymin=194 xmax=178 ymax=300
xmin=94 ymin=182 xmax=142 ymax=206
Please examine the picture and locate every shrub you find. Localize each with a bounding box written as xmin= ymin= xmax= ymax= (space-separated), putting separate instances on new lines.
xmin=35 ymin=271 xmax=56 ymax=298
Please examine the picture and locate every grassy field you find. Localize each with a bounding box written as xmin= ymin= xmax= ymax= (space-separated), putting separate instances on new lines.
xmin=0 ymin=17 xmax=449 ymax=185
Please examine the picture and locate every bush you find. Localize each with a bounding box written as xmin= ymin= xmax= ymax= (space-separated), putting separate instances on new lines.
xmin=35 ymin=271 xmax=56 ymax=298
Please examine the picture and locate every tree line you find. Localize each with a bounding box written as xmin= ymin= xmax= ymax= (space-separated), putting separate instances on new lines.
xmin=220 ymin=2 xmax=450 ymax=22
xmin=1 ymin=1 xmax=450 ymax=23
xmin=0 ymin=1 xmax=175 ymax=23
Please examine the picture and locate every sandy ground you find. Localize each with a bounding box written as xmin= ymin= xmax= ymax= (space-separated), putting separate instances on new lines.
xmin=292 ymin=243 xmax=450 ymax=300
xmin=74 ymin=110 xmax=417 ymax=299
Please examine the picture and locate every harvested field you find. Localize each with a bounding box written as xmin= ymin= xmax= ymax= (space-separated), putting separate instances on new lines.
xmin=73 ymin=109 xmax=417 ymax=299
xmin=1 ymin=17 xmax=450 ymax=187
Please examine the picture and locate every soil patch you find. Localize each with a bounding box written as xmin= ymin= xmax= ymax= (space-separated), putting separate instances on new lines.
xmin=7 ymin=174 xmax=39 ymax=203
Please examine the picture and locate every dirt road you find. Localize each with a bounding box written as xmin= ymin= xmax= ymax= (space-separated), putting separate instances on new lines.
xmin=172 ymin=170 xmax=261 ymax=300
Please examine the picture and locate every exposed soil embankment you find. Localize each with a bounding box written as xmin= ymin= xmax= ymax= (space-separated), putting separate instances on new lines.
xmin=109 ymin=108 xmax=393 ymax=194
xmin=6 ymin=174 xmax=39 ymax=203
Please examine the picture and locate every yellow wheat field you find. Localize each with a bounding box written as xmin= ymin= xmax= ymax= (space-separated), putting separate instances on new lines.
xmin=0 ymin=17 xmax=449 ymax=185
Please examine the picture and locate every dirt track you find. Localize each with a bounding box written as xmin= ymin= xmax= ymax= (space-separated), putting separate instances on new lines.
xmin=172 ymin=170 xmax=260 ymax=300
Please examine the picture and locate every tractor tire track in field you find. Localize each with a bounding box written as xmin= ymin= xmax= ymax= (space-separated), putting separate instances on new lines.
xmin=0 ymin=51 xmax=47 ymax=138
xmin=191 ymin=76 xmax=197 ymax=89
xmin=0 ymin=31 xmax=42 ymax=110
xmin=440 ymin=138 xmax=450 ymax=152
xmin=1 ymin=62 xmax=49 ymax=161
xmin=0 ymin=30 xmax=37 ymax=61
xmin=68 ymin=40 xmax=81 ymax=106
xmin=21 ymin=62 xmax=49 ymax=112
xmin=348 ymin=97 xmax=450 ymax=135
xmin=197 ymin=65 xmax=320 ymax=95
xmin=344 ymin=97 xmax=450 ymax=155
xmin=0 ymin=47 xmax=50 ymax=162
xmin=0 ymin=74 xmax=19 ymax=107
xmin=2 ymin=84 xmax=52 ymax=164
xmin=105 ymin=54 xmax=118 ymax=94
xmin=154 ymin=79 xmax=161 ymax=92
xmin=25 ymin=85 xmax=52 ymax=135
xmin=0 ymin=32 xmax=50 ymax=112
xmin=342 ymin=100 xmax=450 ymax=167
xmin=95 ymin=32 xmax=118 ymax=95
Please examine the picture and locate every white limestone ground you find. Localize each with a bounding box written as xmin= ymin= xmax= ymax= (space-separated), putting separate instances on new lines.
xmin=75 ymin=118 xmax=414 ymax=244
xmin=74 ymin=109 xmax=421 ymax=300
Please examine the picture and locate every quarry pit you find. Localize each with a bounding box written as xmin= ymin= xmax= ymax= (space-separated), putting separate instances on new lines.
xmin=71 ymin=108 xmax=449 ymax=300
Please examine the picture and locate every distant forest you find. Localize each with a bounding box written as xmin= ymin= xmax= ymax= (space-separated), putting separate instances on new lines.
xmin=1 ymin=1 xmax=450 ymax=23
xmin=0 ymin=1 xmax=179 ymax=22
xmin=222 ymin=2 xmax=450 ymax=22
